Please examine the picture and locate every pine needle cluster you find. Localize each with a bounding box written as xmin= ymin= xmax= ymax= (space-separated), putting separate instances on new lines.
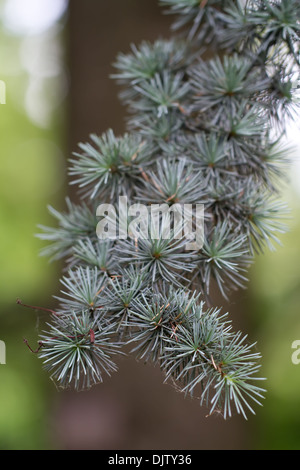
xmin=30 ymin=0 xmax=299 ymax=419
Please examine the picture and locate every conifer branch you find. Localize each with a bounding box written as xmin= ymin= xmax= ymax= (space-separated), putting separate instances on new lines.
xmin=30 ymin=0 xmax=298 ymax=419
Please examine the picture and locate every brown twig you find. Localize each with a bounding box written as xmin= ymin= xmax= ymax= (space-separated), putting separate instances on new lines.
xmin=23 ymin=338 xmax=44 ymax=354
xmin=17 ymin=299 xmax=59 ymax=317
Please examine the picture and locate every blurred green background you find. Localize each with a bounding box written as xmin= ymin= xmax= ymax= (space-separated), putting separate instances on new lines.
xmin=0 ymin=0 xmax=68 ymax=449
xmin=0 ymin=0 xmax=299 ymax=450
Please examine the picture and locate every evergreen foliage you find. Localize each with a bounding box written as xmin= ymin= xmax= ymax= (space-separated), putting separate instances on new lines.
xmin=29 ymin=0 xmax=299 ymax=419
